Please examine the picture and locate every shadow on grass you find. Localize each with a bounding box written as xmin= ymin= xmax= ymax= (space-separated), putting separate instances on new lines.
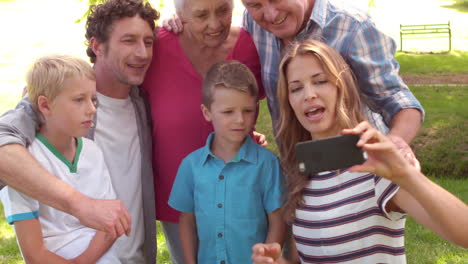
xmin=396 ymin=50 xmax=468 ymax=74
xmin=413 ymin=118 xmax=468 ymax=178
xmin=411 ymin=86 xmax=468 ymax=179
xmin=399 ymin=50 xmax=451 ymax=55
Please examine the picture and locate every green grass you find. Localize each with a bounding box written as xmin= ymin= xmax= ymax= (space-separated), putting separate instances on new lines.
xmin=256 ymin=100 xmax=278 ymax=154
xmin=405 ymin=177 xmax=468 ymax=264
xmin=156 ymin=222 xmax=171 ymax=264
xmin=411 ymin=86 xmax=468 ymax=178
xmin=396 ymin=50 xmax=468 ymax=74
xmin=0 ymin=210 xmax=23 ymax=264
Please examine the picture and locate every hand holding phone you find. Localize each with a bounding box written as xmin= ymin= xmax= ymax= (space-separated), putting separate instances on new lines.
xmin=295 ymin=134 xmax=366 ymax=175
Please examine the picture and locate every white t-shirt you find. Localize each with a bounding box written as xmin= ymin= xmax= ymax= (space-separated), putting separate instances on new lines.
xmin=94 ymin=92 xmax=145 ymax=263
xmin=0 ymin=136 xmax=119 ymax=263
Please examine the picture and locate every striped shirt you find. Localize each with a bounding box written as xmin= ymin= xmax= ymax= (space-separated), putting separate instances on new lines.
xmin=293 ymin=170 xmax=406 ymax=263
xmin=243 ymin=0 xmax=424 ymax=133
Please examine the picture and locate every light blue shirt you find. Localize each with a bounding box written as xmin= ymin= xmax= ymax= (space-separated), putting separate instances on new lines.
xmin=169 ymin=133 xmax=283 ymax=264
xmin=243 ymin=0 xmax=424 ymax=133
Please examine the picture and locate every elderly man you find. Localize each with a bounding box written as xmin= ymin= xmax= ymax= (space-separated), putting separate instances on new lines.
xmin=0 ymin=0 xmax=159 ymax=263
xmin=241 ymin=0 xmax=424 ymax=147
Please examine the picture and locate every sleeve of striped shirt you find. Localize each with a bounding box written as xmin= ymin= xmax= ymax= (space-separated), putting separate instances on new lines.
xmin=344 ymin=19 xmax=425 ymax=126
xmin=374 ymin=175 xmax=405 ymax=221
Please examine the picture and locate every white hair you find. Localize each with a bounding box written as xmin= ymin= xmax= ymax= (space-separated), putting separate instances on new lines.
xmin=174 ymin=0 xmax=234 ymax=13
xmin=173 ymin=0 xmax=184 ymax=13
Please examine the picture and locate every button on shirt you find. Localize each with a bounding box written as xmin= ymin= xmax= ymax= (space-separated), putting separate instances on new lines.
xmin=243 ymin=0 xmax=424 ymax=133
xmin=169 ymin=133 xmax=283 ymax=264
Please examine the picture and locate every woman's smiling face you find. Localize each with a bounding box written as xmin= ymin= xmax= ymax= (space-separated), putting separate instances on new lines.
xmin=181 ymin=0 xmax=233 ymax=48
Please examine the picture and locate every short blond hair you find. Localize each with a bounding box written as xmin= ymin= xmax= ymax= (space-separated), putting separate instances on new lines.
xmin=202 ymin=60 xmax=258 ymax=109
xmin=27 ymin=54 xmax=95 ymax=111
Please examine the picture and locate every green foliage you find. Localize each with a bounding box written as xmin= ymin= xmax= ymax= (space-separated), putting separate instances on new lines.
xmin=411 ymin=86 xmax=468 ymax=178
xmin=396 ymin=50 xmax=468 ymax=74
xmin=76 ymin=0 xmax=166 ymax=23
xmin=439 ymin=0 xmax=468 ymax=13
xmin=156 ymin=222 xmax=171 ymax=264
xmin=256 ymin=100 xmax=278 ymax=154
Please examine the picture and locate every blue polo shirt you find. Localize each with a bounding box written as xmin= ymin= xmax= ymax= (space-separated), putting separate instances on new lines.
xmin=169 ymin=133 xmax=283 ymax=264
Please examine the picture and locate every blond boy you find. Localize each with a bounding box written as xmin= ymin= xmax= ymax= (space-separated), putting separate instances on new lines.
xmin=0 ymin=55 xmax=119 ymax=263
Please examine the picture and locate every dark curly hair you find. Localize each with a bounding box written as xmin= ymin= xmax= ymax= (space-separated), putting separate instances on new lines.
xmin=85 ymin=0 xmax=160 ymax=63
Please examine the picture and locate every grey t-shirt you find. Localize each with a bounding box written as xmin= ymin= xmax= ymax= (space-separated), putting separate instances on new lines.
xmin=0 ymin=97 xmax=39 ymax=189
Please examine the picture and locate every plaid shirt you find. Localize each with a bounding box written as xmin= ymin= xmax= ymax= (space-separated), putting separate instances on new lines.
xmin=243 ymin=0 xmax=424 ymax=133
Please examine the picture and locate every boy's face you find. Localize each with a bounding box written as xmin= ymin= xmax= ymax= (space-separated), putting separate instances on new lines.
xmin=202 ymin=87 xmax=257 ymax=147
xmin=44 ymin=77 xmax=97 ymax=138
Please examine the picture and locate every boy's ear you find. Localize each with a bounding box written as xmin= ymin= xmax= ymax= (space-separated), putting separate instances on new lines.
xmin=90 ymin=37 xmax=104 ymax=57
xmin=201 ymin=104 xmax=212 ymax=122
xmin=37 ymin=95 xmax=52 ymax=117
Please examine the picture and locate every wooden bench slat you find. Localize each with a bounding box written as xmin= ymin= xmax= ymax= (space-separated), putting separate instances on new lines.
xmin=399 ymin=22 xmax=451 ymax=52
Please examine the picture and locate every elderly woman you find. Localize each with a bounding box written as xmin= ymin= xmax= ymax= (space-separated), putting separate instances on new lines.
xmin=141 ymin=0 xmax=265 ymax=262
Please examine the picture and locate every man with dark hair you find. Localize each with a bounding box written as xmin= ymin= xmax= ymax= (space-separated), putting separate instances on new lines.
xmin=0 ymin=0 xmax=159 ymax=263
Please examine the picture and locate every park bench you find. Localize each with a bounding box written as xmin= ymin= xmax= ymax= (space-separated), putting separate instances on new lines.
xmin=399 ymin=22 xmax=451 ymax=52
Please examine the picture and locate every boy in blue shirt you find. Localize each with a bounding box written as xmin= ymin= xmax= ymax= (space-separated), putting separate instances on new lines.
xmin=169 ymin=60 xmax=285 ymax=264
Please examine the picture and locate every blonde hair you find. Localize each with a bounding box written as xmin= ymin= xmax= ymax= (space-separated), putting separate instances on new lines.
xmin=276 ymin=40 xmax=365 ymax=222
xmin=202 ymin=60 xmax=258 ymax=109
xmin=27 ymin=54 xmax=95 ymax=111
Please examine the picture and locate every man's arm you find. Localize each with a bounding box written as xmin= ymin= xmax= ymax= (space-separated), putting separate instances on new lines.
xmin=344 ymin=17 xmax=424 ymax=141
xmin=386 ymin=108 xmax=422 ymax=168
xmin=387 ymin=108 xmax=421 ymax=143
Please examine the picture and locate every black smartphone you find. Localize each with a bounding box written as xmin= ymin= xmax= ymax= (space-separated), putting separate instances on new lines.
xmin=295 ymin=134 xmax=366 ymax=175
